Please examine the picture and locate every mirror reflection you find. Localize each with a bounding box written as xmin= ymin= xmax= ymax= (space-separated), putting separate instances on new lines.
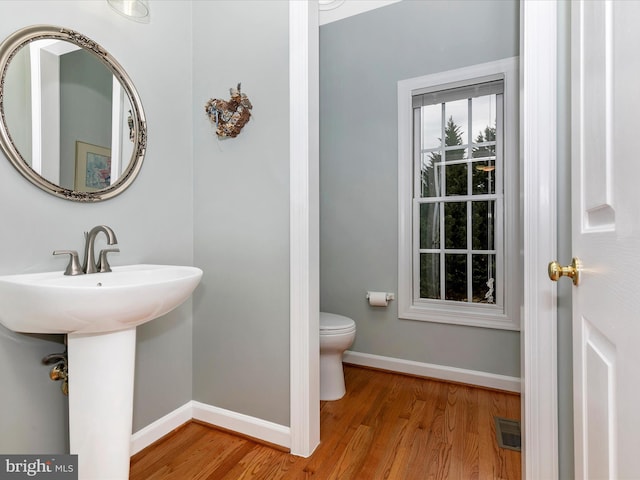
xmin=4 ymin=39 xmax=134 ymax=191
xmin=0 ymin=25 xmax=146 ymax=201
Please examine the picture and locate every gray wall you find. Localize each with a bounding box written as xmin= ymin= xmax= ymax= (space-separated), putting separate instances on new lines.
xmin=192 ymin=1 xmax=291 ymax=426
xmin=0 ymin=1 xmax=194 ymax=452
xmin=319 ymin=0 xmax=521 ymax=377
xmin=557 ymin=1 xmax=574 ymax=477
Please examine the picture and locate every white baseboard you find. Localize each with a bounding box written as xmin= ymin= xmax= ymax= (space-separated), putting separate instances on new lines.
xmin=192 ymin=401 xmax=291 ymax=450
xmin=343 ymin=351 xmax=521 ymax=393
xmin=130 ymin=402 xmax=193 ymax=455
xmin=130 ymin=401 xmax=292 ymax=456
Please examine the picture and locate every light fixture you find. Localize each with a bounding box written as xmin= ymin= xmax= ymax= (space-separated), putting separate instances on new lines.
xmin=107 ymin=0 xmax=150 ymax=23
xmin=318 ymin=0 xmax=346 ymax=11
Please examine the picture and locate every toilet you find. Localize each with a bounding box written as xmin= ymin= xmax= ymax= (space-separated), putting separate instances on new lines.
xmin=319 ymin=312 xmax=356 ymax=401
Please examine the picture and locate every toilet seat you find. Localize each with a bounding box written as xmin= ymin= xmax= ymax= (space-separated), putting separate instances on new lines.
xmin=320 ymin=312 xmax=356 ymax=335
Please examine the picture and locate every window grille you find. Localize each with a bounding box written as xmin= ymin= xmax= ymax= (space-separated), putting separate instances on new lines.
xmin=397 ymin=58 xmax=520 ymax=330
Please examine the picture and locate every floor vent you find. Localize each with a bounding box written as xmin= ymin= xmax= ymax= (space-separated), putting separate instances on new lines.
xmin=494 ymin=417 xmax=521 ymax=451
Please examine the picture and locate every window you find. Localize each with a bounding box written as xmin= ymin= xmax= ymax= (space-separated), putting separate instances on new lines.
xmin=398 ymin=58 xmax=520 ymax=330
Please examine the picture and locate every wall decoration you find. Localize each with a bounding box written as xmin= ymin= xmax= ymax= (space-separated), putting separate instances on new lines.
xmin=75 ymin=141 xmax=111 ymax=192
xmin=205 ymin=83 xmax=253 ymax=138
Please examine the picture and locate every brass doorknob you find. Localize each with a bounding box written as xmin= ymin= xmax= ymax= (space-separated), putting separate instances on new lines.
xmin=548 ymin=257 xmax=582 ymax=286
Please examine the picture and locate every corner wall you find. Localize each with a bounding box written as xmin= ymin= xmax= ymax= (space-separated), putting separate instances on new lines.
xmin=192 ymin=1 xmax=291 ymax=426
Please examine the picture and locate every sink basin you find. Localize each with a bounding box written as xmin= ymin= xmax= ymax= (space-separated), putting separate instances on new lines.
xmin=0 ymin=263 xmax=203 ymax=479
xmin=0 ymin=264 xmax=203 ymax=334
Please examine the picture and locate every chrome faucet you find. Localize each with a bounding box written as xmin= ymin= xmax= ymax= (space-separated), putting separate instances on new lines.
xmin=83 ymin=225 xmax=119 ymax=274
xmin=53 ymin=225 xmax=120 ymax=275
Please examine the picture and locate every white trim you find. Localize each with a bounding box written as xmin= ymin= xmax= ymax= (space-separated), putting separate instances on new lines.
xmin=521 ymin=1 xmax=559 ymax=479
xmin=192 ymin=402 xmax=291 ymax=450
xmin=343 ymin=351 xmax=521 ymax=393
xmin=130 ymin=402 xmax=193 ymax=455
xmin=129 ymin=401 xmax=291 ymax=456
xmin=397 ymin=57 xmax=520 ymax=331
xmin=110 ymin=77 xmax=123 ymax=184
xmin=29 ymin=42 xmax=43 ymax=174
xmin=289 ymin=0 xmax=320 ymax=458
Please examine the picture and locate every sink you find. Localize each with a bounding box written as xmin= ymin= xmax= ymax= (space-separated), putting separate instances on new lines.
xmin=0 ymin=264 xmax=202 ymax=480
xmin=0 ymin=264 xmax=203 ymax=334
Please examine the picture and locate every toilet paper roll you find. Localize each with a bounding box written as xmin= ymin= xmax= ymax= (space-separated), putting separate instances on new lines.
xmin=368 ymin=291 xmax=388 ymax=307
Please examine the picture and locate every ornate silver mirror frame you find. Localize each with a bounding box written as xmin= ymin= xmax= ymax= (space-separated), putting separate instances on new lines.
xmin=0 ymin=25 xmax=146 ymax=202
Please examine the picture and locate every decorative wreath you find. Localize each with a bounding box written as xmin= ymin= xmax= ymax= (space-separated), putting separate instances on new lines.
xmin=205 ymin=83 xmax=253 ymax=138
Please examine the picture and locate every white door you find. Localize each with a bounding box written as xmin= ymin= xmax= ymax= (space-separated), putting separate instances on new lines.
xmin=568 ymin=1 xmax=640 ymax=478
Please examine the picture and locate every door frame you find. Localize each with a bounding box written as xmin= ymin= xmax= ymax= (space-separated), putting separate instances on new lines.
xmin=289 ymin=0 xmax=320 ymax=457
xmin=520 ymin=0 xmax=559 ymax=478
xmin=289 ymin=1 xmax=561 ymax=474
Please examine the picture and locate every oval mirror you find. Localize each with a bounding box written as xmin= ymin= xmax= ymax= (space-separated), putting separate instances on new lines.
xmin=0 ymin=25 xmax=146 ymax=202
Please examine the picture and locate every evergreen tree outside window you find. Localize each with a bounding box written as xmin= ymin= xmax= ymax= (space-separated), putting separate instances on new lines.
xmin=417 ymin=90 xmax=500 ymax=304
xmin=398 ymin=59 xmax=520 ymax=330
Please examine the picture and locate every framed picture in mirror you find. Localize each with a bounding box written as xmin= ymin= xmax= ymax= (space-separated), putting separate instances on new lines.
xmin=74 ymin=141 xmax=111 ymax=192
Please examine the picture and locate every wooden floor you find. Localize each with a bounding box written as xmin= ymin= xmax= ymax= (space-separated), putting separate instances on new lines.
xmin=130 ymin=365 xmax=521 ymax=480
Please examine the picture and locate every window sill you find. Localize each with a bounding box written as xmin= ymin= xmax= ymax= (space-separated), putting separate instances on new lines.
xmin=398 ymin=301 xmax=520 ymax=331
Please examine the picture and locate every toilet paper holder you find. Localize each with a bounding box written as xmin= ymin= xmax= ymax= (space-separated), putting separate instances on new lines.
xmin=366 ymin=291 xmax=395 ymax=307
xmin=366 ymin=291 xmax=395 ymax=301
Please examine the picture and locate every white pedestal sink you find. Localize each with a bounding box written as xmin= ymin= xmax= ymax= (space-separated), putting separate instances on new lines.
xmin=0 ymin=264 xmax=203 ymax=480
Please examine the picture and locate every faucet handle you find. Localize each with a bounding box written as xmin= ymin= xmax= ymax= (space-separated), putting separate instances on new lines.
xmin=97 ymin=248 xmax=120 ymax=273
xmin=53 ymin=250 xmax=84 ymax=276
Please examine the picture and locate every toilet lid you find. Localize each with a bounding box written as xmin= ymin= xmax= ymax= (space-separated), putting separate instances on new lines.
xmin=320 ymin=312 xmax=355 ymax=332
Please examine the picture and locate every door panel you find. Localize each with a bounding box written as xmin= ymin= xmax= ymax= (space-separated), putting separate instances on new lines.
xmin=579 ymin=0 xmax=614 ymax=231
xmin=572 ymin=1 xmax=640 ymax=478
xmin=583 ymin=318 xmax=615 ymax=479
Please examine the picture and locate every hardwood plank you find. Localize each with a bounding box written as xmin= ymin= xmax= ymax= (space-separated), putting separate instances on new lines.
xmin=130 ymin=366 xmax=521 ymax=480
xmin=217 ymin=444 xmax=294 ymax=480
xmin=386 ymin=399 xmax=429 ymax=479
xmin=130 ymin=423 xmax=252 ymax=480
xmin=326 ymin=424 xmax=374 ymax=480
xmin=460 ymin=387 xmax=481 ymax=480
xmin=356 ymin=375 xmax=415 ymax=479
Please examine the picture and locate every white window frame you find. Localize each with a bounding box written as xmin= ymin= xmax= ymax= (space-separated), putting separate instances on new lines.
xmin=398 ymin=57 xmax=520 ymax=331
